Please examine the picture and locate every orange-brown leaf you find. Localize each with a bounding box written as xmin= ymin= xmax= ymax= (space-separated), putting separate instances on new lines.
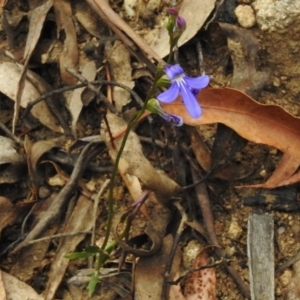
xmin=162 ymin=87 xmax=300 ymax=160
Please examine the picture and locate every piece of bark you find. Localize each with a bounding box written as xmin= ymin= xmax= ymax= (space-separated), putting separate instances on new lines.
xmin=247 ymin=213 xmax=274 ymax=300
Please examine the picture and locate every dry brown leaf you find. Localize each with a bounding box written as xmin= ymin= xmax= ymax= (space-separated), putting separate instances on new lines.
xmin=1 ymin=271 xmax=43 ymax=300
xmin=67 ymin=61 xmax=97 ymax=136
xmin=10 ymin=193 xmax=60 ymax=285
xmin=0 ymin=200 xmax=33 ymax=236
xmin=135 ymin=234 xmax=182 ymax=300
xmin=0 ymin=62 xmax=62 ymax=132
xmin=0 ymin=196 xmax=14 ymax=234
xmin=23 ymin=0 xmax=53 ymax=62
xmin=13 ymin=0 xmax=53 ymax=132
xmin=0 ymin=136 xmax=24 ymax=164
xmin=105 ymin=40 xmax=134 ymax=111
xmin=30 ymin=136 xmax=65 ymax=173
xmin=148 ymin=0 xmax=216 ymax=58
xmin=240 ymin=153 xmax=300 ymax=188
xmin=44 ymin=195 xmax=94 ymax=300
xmin=53 ymin=0 xmax=78 ymax=85
xmin=74 ymin=1 xmax=107 ymax=39
xmin=219 ymin=23 xmax=269 ymax=97
xmin=184 ymin=246 xmax=216 ymax=300
xmin=163 ymin=87 xmax=300 ymax=161
xmin=0 ymin=270 xmax=6 ymax=300
xmin=101 ymin=114 xmax=179 ymax=205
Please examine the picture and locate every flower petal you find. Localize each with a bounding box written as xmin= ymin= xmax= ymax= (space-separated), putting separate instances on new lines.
xmin=164 ymin=64 xmax=184 ymax=80
xmin=157 ymin=82 xmax=179 ymax=103
xmin=184 ymin=75 xmax=210 ymax=89
xmin=179 ymin=84 xmax=202 ymax=118
xmin=161 ymin=113 xmax=183 ymax=126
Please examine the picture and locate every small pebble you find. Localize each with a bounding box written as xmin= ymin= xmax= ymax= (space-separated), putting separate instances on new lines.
xmin=227 ymin=221 xmax=243 ymax=239
xmin=273 ymin=77 xmax=281 ymax=87
xmin=291 ymin=223 xmax=300 ymax=235
xmin=260 ymin=169 xmax=267 ymax=177
xmin=277 ymin=226 xmax=286 ymax=235
xmin=235 ymin=5 xmax=256 ymax=28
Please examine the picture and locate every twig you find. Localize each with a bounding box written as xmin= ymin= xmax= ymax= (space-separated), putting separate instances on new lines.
xmin=22 ymin=80 xmax=144 ymax=119
xmin=161 ymin=201 xmax=187 ymax=300
xmin=0 ymin=121 xmax=24 ymax=146
xmin=86 ymin=0 xmax=163 ymax=73
xmin=91 ymin=179 xmax=110 ymax=246
xmin=277 ymin=249 xmax=300 ymax=273
xmin=169 ymin=257 xmax=230 ymax=285
xmin=27 ymin=231 xmax=92 ymax=245
xmin=191 ymin=168 xmax=251 ymax=299
xmin=11 ymin=140 xmax=101 ymax=254
xmin=196 ymin=41 xmax=205 ymax=74
xmin=66 ymin=67 xmax=120 ymax=115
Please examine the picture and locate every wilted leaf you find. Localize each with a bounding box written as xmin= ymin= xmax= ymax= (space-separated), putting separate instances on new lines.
xmin=0 ymin=270 xmax=5 ymax=300
xmin=0 ymin=62 xmax=62 ymax=132
xmin=53 ymin=0 xmax=78 ymax=85
xmin=184 ymin=246 xmax=216 ymax=300
xmin=135 ymin=234 xmax=181 ymax=300
xmin=102 ymin=114 xmax=179 ymax=205
xmin=10 ymin=193 xmax=59 ymax=283
xmin=105 ymin=40 xmax=134 ymax=111
xmin=0 ymin=136 xmax=24 ymax=164
xmin=44 ymin=195 xmax=94 ymax=300
xmin=2 ymin=271 xmax=43 ymax=300
xmin=219 ymin=23 xmax=269 ymax=97
xmin=14 ymin=0 xmax=53 ymax=131
xmin=163 ymin=87 xmax=300 ymax=161
xmin=30 ymin=136 xmax=66 ymax=173
xmin=67 ymin=61 xmax=97 ymax=136
xmin=240 ymin=153 xmax=300 ymax=188
xmin=148 ymin=0 xmax=216 ymax=58
xmin=74 ymin=1 xmax=107 ymax=39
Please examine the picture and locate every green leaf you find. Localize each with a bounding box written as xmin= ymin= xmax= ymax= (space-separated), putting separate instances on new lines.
xmin=87 ymin=273 xmax=99 ymax=297
xmin=65 ymin=251 xmax=96 ymax=260
xmin=85 ymin=245 xmax=101 ymax=254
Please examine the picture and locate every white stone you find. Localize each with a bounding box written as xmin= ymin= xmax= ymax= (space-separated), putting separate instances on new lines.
xmin=253 ymin=0 xmax=300 ymax=32
xmin=235 ymin=5 xmax=256 ymax=28
xmin=228 ymin=221 xmax=243 ymax=239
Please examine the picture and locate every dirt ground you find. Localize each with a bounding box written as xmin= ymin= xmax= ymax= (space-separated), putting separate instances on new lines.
xmin=0 ymin=0 xmax=300 ymax=299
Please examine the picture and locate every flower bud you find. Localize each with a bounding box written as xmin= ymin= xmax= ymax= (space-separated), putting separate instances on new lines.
xmin=176 ymin=16 xmax=186 ymax=31
xmin=166 ymin=7 xmax=178 ymax=16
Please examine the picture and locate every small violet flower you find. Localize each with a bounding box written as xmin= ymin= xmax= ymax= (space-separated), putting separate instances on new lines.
xmin=175 ymin=16 xmax=186 ymax=31
xmin=146 ymin=98 xmax=183 ymax=126
xmin=157 ymin=65 xmax=209 ymax=119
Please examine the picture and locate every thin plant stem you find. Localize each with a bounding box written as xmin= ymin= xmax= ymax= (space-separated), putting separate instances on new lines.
xmin=93 ymin=69 xmax=161 ymax=277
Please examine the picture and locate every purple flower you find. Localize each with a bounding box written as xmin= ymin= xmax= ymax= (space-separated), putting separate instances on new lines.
xmin=160 ymin=113 xmax=183 ymax=126
xmin=176 ymin=16 xmax=186 ymax=31
xmin=146 ymin=98 xmax=183 ymax=126
xmin=157 ymin=65 xmax=209 ymax=119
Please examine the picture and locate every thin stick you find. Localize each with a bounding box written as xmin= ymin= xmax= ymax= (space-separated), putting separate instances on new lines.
xmin=91 ymin=179 xmax=110 ymax=247
xmin=161 ymin=201 xmax=187 ymax=300
xmin=27 ymin=231 xmax=92 ymax=245
xmin=66 ymin=67 xmax=120 ymax=115
xmin=0 ymin=121 xmax=24 ymax=146
xmin=23 ymin=80 xmax=144 ymax=119
xmin=191 ymin=168 xmax=251 ymax=299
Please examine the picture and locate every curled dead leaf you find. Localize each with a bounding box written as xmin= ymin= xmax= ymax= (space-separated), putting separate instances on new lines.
xmin=163 ymin=87 xmax=300 ymax=161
